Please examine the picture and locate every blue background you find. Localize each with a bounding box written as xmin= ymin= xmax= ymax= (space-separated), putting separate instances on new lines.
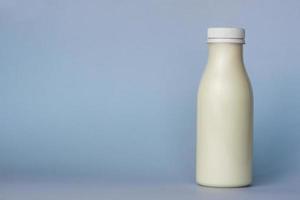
xmin=0 ymin=0 xmax=300 ymax=192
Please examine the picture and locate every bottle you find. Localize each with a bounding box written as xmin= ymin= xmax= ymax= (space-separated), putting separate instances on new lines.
xmin=196 ymin=27 xmax=253 ymax=187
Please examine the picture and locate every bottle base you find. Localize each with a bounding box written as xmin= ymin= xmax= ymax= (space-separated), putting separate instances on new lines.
xmin=196 ymin=180 xmax=251 ymax=188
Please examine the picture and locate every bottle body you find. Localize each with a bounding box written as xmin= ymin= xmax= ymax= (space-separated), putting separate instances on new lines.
xmin=196 ymin=43 xmax=253 ymax=187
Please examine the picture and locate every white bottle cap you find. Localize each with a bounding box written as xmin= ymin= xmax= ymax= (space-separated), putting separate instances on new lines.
xmin=207 ymin=27 xmax=245 ymax=44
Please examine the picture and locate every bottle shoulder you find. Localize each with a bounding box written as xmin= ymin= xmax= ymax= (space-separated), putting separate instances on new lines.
xmin=198 ymin=64 xmax=253 ymax=98
xmin=200 ymin=62 xmax=251 ymax=84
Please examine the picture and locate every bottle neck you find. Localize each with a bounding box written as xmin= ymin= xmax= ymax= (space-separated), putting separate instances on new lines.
xmin=207 ymin=43 xmax=244 ymax=66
